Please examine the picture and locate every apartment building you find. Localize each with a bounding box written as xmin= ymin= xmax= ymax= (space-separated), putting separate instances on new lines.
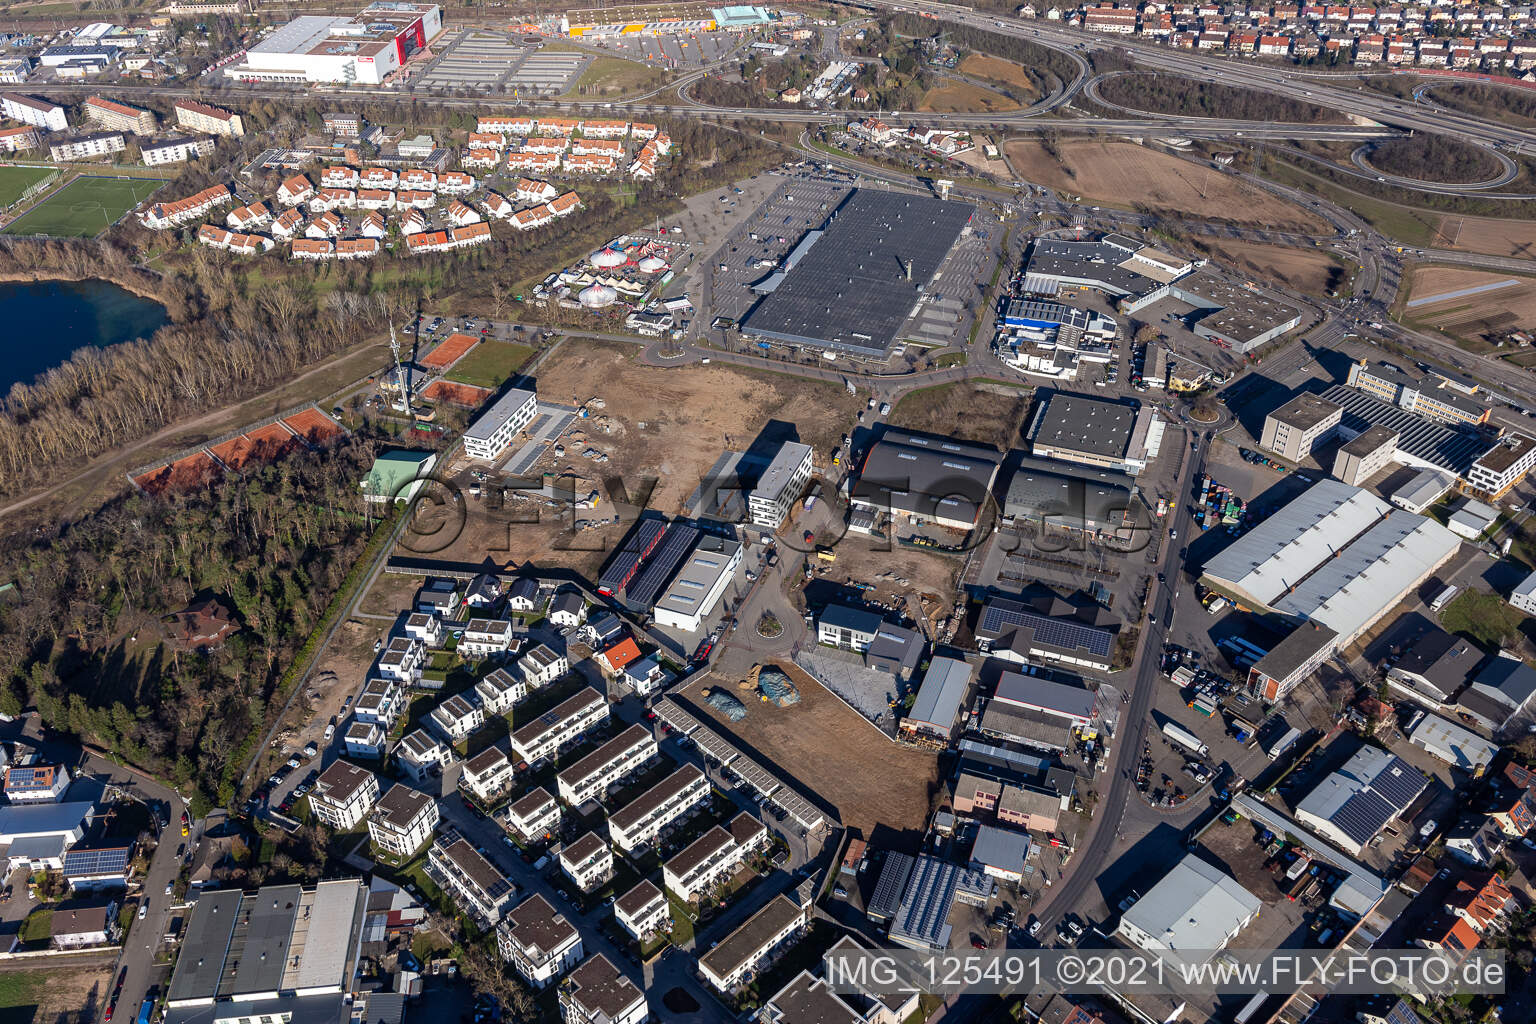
xmin=476 ymin=667 xmax=527 ymax=716
xmin=505 ymin=786 xmax=560 ymax=844
xmin=0 ymin=125 xmax=40 ymax=152
xmin=555 ymin=724 xmax=657 ymax=806
xmin=519 ymin=644 xmax=568 ymax=687
xmin=662 ymin=813 xmax=768 ymax=902
xmin=1468 ymin=433 xmax=1536 ymax=499
xmin=560 ymin=954 xmax=648 ymax=1024
xmin=50 ymin=132 xmax=125 ymax=162
xmin=461 ymin=746 xmax=515 ymax=805
xmin=378 ymin=635 xmax=426 ymax=684
xmin=698 ymin=894 xmax=810 ymax=993
xmin=428 ymin=829 xmax=518 ymax=926
xmin=174 ymin=98 xmax=245 ymax=137
xmin=614 ymin=879 xmax=671 ymax=943
xmin=142 ymin=135 xmax=214 ymax=166
xmin=429 ymin=692 xmax=485 ymax=745
xmin=308 ymin=760 xmax=380 ymax=831
xmin=395 ymin=729 xmax=450 ymax=783
xmin=747 ymin=441 xmax=813 ymax=529
xmin=559 ymin=831 xmax=614 ymax=893
xmin=404 ymin=612 xmax=445 ymax=646
xmin=497 ymin=893 xmax=583 ymax=987
xmin=607 ymin=764 xmax=709 ymax=853
xmin=1 ymin=93 xmax=67 ymax=131
xmin=83 ymin=96 xmax=157 ymax=135
xmin=344 ymin=719 xmax=386 ymax=759
xmin=354 ymin=676 xmax=405 ymax=730
xmin=510 ymin=687 xmax=609 ymax=765
xmin=460 ymin=619 xmax=515 ymax=659
xmin=368 ymin=785 xmax=439 ymax=859
xmin=463 ymin=387 xmax=537 ymax=461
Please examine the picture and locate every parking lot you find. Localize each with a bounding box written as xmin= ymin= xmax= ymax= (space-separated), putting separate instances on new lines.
xmin=411 ymin=32 xmax=590 ymax=93
xmin=585 ymin=30 xmax=739 ymax=68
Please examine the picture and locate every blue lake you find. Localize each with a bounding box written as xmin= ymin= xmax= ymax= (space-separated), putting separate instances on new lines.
xmin=0 ymin=278 xmax=168 ymax=393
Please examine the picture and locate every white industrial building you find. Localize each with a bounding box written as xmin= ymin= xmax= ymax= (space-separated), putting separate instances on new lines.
xmin=651 ymin=534 xmax=742 ymax=633
xmin=747 ymin=441 xmax=813 ymax=529
xmin=1200 ymin=480 xmax=1461 ymax=665
xmin=1409 ymin=713 xmax=1498 ymax=774
xmin=1115 ymin=854 xmax=1261 ymax=964
xmin=226 ymin=3 xmax=442 ymax=85
xmin=463 ymin=387 xmax=537 ymax=461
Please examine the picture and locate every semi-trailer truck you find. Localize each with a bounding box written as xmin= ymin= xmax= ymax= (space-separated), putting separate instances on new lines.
xmin=1162 ymin=721 xmax=1209 ymax=757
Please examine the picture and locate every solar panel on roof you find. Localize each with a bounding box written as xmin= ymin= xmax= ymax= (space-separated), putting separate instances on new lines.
xmin=981 ymin=601 xmax=1112 ymax=658
xmin=624 ymin=524 xmax=698 ymax=606
xmin=62 ymin=846 xmax=131 ymax=876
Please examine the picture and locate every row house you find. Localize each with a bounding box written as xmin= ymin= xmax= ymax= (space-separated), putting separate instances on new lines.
xmin=277 ymin=175 xmax=314 ymax=206
xmin=560 ymin=955 xmax=648 ymax=1024
xmin=476 ymin=667 xmax=528 ymax=716
xmin=359 ymin=212 xmax=387 ymax=239
xmin=360 ymin=166 xmax=398 ymax=188
xmin=1445 ymin=872 xmax=1515 ymax=934
xmin=322 ymin=166 xmax=360 ymax=188
xmin=403 ymin=222 xmax=492 ymax=254
xmin=662 ymin=812 xmax=769 ymax=902
xmin=398 ymin=189 xmax=436 ymax=209
xmin=697 ymin=894 xmax=810 ymax=994
xmin=356 ymin=188 xmax=396 ymax=211
xmin=429 ymin=828 xmax=518 ymax=927
xmin=614 ymin=879 xmax=670 ymax=943
xmin=582 ymin=119 xmax=630 ymax=138
xmin=507 ymin=151 xmax=562 ymax=174
xmin=306 ymin=211 xmax=344 ymax=238
xmin=292 ymin=238 xmax=335 ymax=260
xmin=509 ymin=686 xmax=609 ymax=765
xmin=461 ymin=745 xmax=516 ymax=804
xmin=368 ymin=785 xmax=439 ymax=859
xmin=448 ymin=200 xmax=483 ymax=228
xmin=402 ymin=168 xmax=438 ymax=191
xmin=1492 ymin=764 xmax=1536 ymax=835
xmin=429 ymin=692 xmax=485 ymax=745
xmin=1084 ymin=6 xmax=1138 ymax=32
xmin=482 ymin=191 xmax=515 ymax=221
xmin=498 ymin=893 xmax=583 ymax=987
xmin=1386 ymin=39 xmax=1413 ymax=63
xmin=467 ymin=131 xmax=506 ymax=150
xmin=564 ymin=153 xmax=616 ymax=175
xmin=571 ymin=138 xmax=624 ymax=158
xmin=271 ymin=207 xmax=305 ymax=239
xmin=196 ymin=225 xmax=272 ymax=255
xmin=512 ymin=204 xmax=554 ymax=230
xmin=308 ymin=760 xmax=379 ymax=831
xmin=395 ymin=728 xmax=451 ymax=783
xmin=439 ymin=171 xmax=476 ymax=194
xmin=515 ymin=178 xmax=558 ymax=204
xmin=141 ymin=184 xmax=233 ymax=229
xmin=1259 ymin=33 xmax=1292 ymax=54
xmin=631 ymin=122 xmax=658 ymax=140
xmin=334 ymin=237 xmax=381 ymax=259
xmin=607 ymin=763 xmax=709 ymax=853
xmin=463 ymin=148 xmax=500 ymax=170
xmin=401 ymin=208 xmax=428 ymax=235
xmin=554 ymin=724 xmax=658 ymax=806
xmin=478 ymin=115 xmax=537 ymax=135
xmin=559 ymin=831 xmax=614 ymax=893
xmin=460 ymin=618 xmax=514 ymax=659
xmin=344 ymin=719 xmax=386 ymax=758
xmin=309 ymin=188 xmax=356 ymax=213
xmin=225 ymin=201 xmax=270 ymax=230
xmin=523 ymin=136 xmax=569 ymax=155
xmin=378 ymin=634 xmax=426 ymax=683
xmin=539 ymin=117 xmax=582 ymax=137
xmin=505 ymin=785 xmax=561 ymax=844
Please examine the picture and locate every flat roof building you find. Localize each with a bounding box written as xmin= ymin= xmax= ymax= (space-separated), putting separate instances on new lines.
xmin=227 ymin=3 xmax=442 ymax=85
xmin=741 ymin=189 xmax=975 ymax=357
xmin=1027 ymin=391 xmax=1163 ymax=475
xmin=463 ymin=386 xmax=537 ymax=461
xmin=1115 ymin=854 xmax=1260 ymax=964
xmin=1002 ymin=455 xmax=1138 ymax=535
xmin=652 ymin=533 xmax=742 ymax=633
xmin=1322 ymin=384 xmax=1489 ymax=480
xmin=747 ymin=441 xmax=813 ymax=529
xmin=1334 ymin=424 xmax=1399 ymax=486
xmin=698 ymin=893 xmax=810 ymax=992
xmin=849 ymin=429 xmax=1001 ymax=531
xmin=1261 ymin=393 xmax=1342 ymax=463
xmin=559 ymin=953 xmax=647 ymax=1024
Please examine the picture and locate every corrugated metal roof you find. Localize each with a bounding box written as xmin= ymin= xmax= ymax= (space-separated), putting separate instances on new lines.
xmin=906 ymin=657 xmax=973 ymax=731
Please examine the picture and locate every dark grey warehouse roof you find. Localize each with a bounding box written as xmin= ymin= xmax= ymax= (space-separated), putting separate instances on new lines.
xmin=1002 ymin=455 xmax=1137 ymax=531
xmin=851 ymin=429 xmax=1000 ymax=525
xmin=740 ymin=189 xmax=975 ymax=355
xmin=1027 ymin=391 xmax=1140 ymax=462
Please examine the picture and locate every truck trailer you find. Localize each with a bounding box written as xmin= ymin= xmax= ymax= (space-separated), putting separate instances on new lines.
xmin=1162 ymin=721 xmax=1209 ymax=757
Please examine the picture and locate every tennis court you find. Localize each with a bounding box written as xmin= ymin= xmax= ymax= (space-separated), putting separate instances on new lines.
xmin=0 ymin=165 xmax=55 ymax=208
xmin=421 ymin=331 xmax=480 ymax=369
xmin=282 ymin=407 xmax=345 ymax=444
xmin=2 ymin=174 xmax=164 ymax=237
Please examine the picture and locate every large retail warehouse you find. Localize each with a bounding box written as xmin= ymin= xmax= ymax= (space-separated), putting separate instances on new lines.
xmin=741 ymin=189 xmax=974 ymax=358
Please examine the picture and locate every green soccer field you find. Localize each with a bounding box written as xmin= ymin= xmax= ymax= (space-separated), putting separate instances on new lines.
xmin=0 ymin=165 xmax=55 ymax=208
xmin=2 ymin=174 xmax=164 ymax=237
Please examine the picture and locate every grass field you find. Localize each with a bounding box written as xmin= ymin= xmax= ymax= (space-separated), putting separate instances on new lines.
xmin=444 ymin=341 xmax=536 ymax=388
xmin=0 ymin=963 xmax=114 ymax=1023
xmin=0 ymin=165 xmax=54 ymax=208
xmin=919 ymin=80 xmax=1019 ymax=113
xmin=2 ymin=174 xmax=163 ymax=237
xmin=1397 ymin=265 xmax=1536 ymax=351
xmin=566 ymin=55 xmax=667 ymax=97
xmin=1441 ymin=590 xmax=1525 ymax=648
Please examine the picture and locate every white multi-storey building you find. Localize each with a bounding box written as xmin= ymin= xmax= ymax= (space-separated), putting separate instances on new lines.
xmin=141 ymin=136 xmax=214 ymax=166
xmin=663 ymin=813 xmax=768 ymax=902
xmin=428 ymin=829 xmax=518 ymax=926
xmin=395 ymin=728 xmax=450 ymax=783
xmin=49 ymin=132 xmax=125 ymax=161
xmin=343 ymin=719 xmax=386 ymax=759
xmin=226 ymin=3 xmax=443 ymax=85
xmin=560 ymin=955 xmax=648 ymax=1024
xmin=308 ymin=760 xmax=379 ymax=830
xmin=747 ymin=441 xmax=813 ymax=529
xmin=476 ymin=667 xmax=528 ymax=716
xmin=354 ymin=676 xmax=405 ymax=730
xmin=1469 ymin=433 xmax=1536 ymax=499
xmin=0 ymin=93 xmax=67 ymax=131
xmin=174 ymin=99 xmax=245 ymax=137
xmin=460 ymin=619 xmax=515 ymax=659
xmin=504 ymin=786 xmax=560 ymax=843
xmin=463 ymin=387 xmax=537 ymax=461
xmin=497 ymin=893 xmax=583 ymax=987
xmin=519 ymin=644 xmax=567 ymax=687
xmin=461 ymin=746 xmax=515 ymax=804
xmin=378 ymin=635 xmax=426 ymax=684
xmin=368 ymin=785 xmax=438 ymax=859
xmin=698 ymin=894 xmax=810 ymax=994
xmin=555 ymin=724 xmax=657 ymax=806
xmin=559 ymin=831 xmax=614 ymax=893
xmin=428 ymin=692 xmax=485 ymax=745
xmin=607 ymin=764 xmax=709 ymax=853
xmin=510 ymin=687 xmax=608 ymax=765
xmin=403 ymin=612 xmax=445 ymax=646
xmin=614 ymin=879 xmax=671 ymax=943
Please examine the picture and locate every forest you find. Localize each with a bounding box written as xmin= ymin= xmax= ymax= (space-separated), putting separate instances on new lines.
xmin=1095 ymin=73 xmax=1349 ymax=123
xmin=1366 ymin=135 xmax=1503 ymax=185
xmin=0 ymin=440 xmax=381 ymax=809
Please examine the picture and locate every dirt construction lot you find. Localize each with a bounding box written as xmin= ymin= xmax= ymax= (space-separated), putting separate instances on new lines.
xmin=0 ymin=962 xmax=115 ymax=1024
xmin=1192 ymin=237 xmax=1349 ymax=296
xmin=678 ymin=661 xmax=941 ymax=835
xmin=1438 ymin=213 xmax=1536 ymax=260
xmin=1399 ymin=265 xmax=1536 ymax=347
xmin=1006 ymin=140 xmax=1325 ymax=231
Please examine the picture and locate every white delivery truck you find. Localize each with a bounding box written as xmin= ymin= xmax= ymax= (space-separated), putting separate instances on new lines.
xmin=1162 ymin=721 xmax=1209 ymax=757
